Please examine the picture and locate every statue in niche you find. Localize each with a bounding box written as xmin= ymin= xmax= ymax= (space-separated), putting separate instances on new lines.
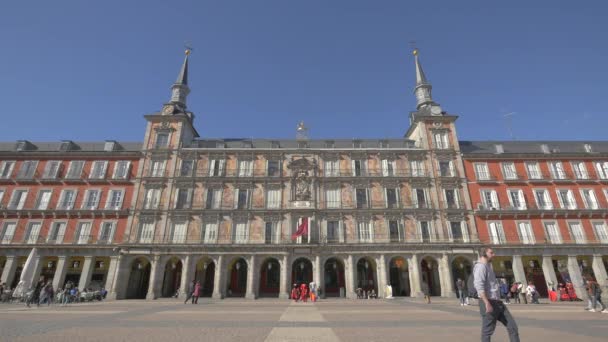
xmin=294 ymin=170 xmax=311 ymax=200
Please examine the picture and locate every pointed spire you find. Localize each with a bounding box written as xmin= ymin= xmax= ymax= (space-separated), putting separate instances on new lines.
xmin=170 ymin=48 xmax=191 ymax=109
xmin=412 ymin=49 xmax=438 ymax=111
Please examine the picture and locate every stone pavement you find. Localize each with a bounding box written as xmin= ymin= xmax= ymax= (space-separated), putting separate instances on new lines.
xmin=0 ymin=298 xmax=606 ymax=341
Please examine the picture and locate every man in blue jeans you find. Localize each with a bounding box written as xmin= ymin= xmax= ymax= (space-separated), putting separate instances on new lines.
xmin=473 ymin=247 xmax=520 ymax=342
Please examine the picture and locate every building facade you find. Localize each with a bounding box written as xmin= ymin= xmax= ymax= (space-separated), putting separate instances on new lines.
xmin=1 ymin=49 xmax=606 ymax=300
xmin=462 ymin=141 xmax=608 ymax=298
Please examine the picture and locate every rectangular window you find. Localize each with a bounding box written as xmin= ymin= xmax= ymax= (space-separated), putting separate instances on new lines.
xmin=24 ymin=222 xmax=42 ymax=244
xmin=568 ymin=222 xmax=586 ymax=244
xmin=205 ymin=189 xmax=222 ymax=209
xmin=42 ymin=161 xmax=61 ymax=179
xmin=8 ymin=190 xmax=28 ymax=210
xmin=180 ymin=160 xmax=194 ymax=177
xmin=351 ymin=159 xmax=367 ymax=176
xmin=0 ymin=222 xmax=16 ymax=244
xmin=267 ymin=160 xmax=280 ymax=177
xmin=33 ymin=190 xmax=52 ymax=210
xmin=480 ymin=189 xmax=499 ymax=209
xmin=414 ymin=188 xmax=428 ymax=208
xmin=581 ymin=189 xmax=599 ymax=209
xmin=502 ymin=162 xmax=518 ymax=180
xmin=389 ymin=220 xmax=400 ymax=242
xmin=439 ymin=161 xmax=454 ymax=177
xmin=410 ymin=160 xmax=425 ymax=177
xmin=143 ymin=188 xmax=161 ymax=209
xmin=138 ymin=222 xmax=155 ymax=243
xmin=208 ymin=159 xmax=225 ymax=176
xmin=170 ymin=222 xmax=187 ymax=243
xmin=106 ymin=189 xmax=124 ymax=210
xmin=474 ymin=163 xmax=491 ymax=180
xmin=355 ymin=188 xmax=368 ymax=209
xmin=57 ymin=190 xmax=77 ymax=210
xmin=265 ymin=221 xmax=278 ymax=244
xmin=557 ymin=189 xmax=577 ymax=209
xmin=17 ymin=161 xmax=38 ymax=179
xmin=113 ymin=161 xmax=131 ymax=179
xmin=382 ymin=159 xmax=396 ymax=177
xmin=150 ymin=160 xmax=166 ymax=177
xmin=433 ymin=131 xmax=449 ymax=149
xmin=0 ymin=189 xmax=4 ymax=207
xmin=82 ymin=189 xmax=101 ymax=210
xmin=65 ymin=161 xmax=85 ymax=179
xmin=203 ymin=222 xmax=218 ymax=243
xmin=238 ymin=160 xmax=253 ymax=177
xmin=548 ymin=161 xmax=567 ymax=179
xmin=488 ymin=221 xmax=506 ymax=244
xmin=89 ymin=161 xmax=108 ymax=179
xmin=450 ymin=222 xmax=464 ymax=242
xmin=47 ymin=222 xmax=66 ymax=244
xmin=324 ymin=160 xmax=339 ymax=177
xmin=507 ymin=189 xmax=526 ymax=210
xmin=534 ymin=189 xmax=553 ymax=210
xmin=572 ymin=161 xmax=589 ymax=179
xmin=174 ymin=188 xmax=192 ymax=209
xmin=155 ymin=133 xmax=169 ymax=148
xmin=75 ymin=222 xmax=92 ymax=244
xmin=517 ymin=222 xmax=535 ymax=244
xmin=266 ymin=189 xmax=281 ymax=209
xmin=592 ymin=222 xmax=608 ymax=243
xmin=544 ymin=221 xmax=562 ymax=244
xmin=419 ymin=221 xmax=431 ymax=242
xmin=526 ymin=162 xmax=542 ymax=179
xmin=594 ymin=161 xmax=608 ymax=179
xmin=327 ymin=220 xmax=340 ymax=243
xmin=386 ymin=188 xmax=399 ymax=208
xmin=98 ymin=222 xmax=116 ymax=244
xmin=234 ymin=222 xmax=249 ymax=243
xmin=357 ymin=221 xmax=372 ymax=242
xmin=234 ymin=189 xmax=250 ymax=209
xmin=444 ymin=189 xmax=458 ymax=209
xmin=0 ymin=161 xmax=15 ymax=179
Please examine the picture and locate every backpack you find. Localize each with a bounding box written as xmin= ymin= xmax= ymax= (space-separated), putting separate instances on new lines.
xmin=467 ymin=270 xmax=478 ymax=299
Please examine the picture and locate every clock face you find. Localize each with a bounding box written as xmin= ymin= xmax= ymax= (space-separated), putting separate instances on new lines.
xmin=431 ymin=106 xmax=442 ymax=115
xmin=162 ymin=105 xmax=174 ymax=114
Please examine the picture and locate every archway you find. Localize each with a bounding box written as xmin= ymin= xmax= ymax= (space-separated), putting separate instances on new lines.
xmin=421 ymin=257 xmax=441 ymax=296
xmin=389 ymin=257 xmax=410 ymax=296
xmin=356 ymin=257 xmax=377 ymax=295
xmin=227 ymin=258 xmax=247 ymax=297
xmin=126 ymin=257 xmax=151 ymax=299
xmin=451 ymin=257 xmax=472 ymax=298
xmin=523 ymin=256 xmax=548 ymax=297
xmin=11 ymin=257 xmax=27 ymax=289
xmin=194 ymin=257 xmax=215 ymax=297
xmin=491 ymin=257 xmax=514 ymax=286
xmin=259 ymin=258 xmax=280 ymax=297
xmin=291 ymin=258 xmax=313 ymax=286
xmin=90 ymin=257 xmax=110 ymax=290
xmin=578 ymin=256 xmax=596 ymax=281
xmin=40 ymin=257 xmax=58 ymax=285
xmin=161 ymin=257 xmax=182 ymax=298
xmin=324 ymin=258 xmax=345 ymax=297
xmin=552 ymin=256 xmax=570 ymax=284
xmin=63 ymin=257 xmax=84 ymax=288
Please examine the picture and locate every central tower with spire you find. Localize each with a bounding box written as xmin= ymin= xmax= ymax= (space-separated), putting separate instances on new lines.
xmin=162 ymin=48 xmax=192 ymax=116
xmin=412 ymin=49 xmax=443 ymax=116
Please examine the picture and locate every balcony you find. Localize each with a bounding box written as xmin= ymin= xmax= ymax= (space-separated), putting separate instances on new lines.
xmin=526 ymin=171 xmax=551 ymax=183
xmin=475 ymin=173 xmax=499 ymax=183
xmin=7 ymin=234 xmax=101 ymax=246
xmin=0 ymin=201 xmax=129 ymax=217
xmin=475 ymin=202 xmax=607 ymax=215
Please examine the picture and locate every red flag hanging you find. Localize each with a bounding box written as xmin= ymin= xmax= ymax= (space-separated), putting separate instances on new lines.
xmin=291 ymin=217 xmax=309 ymax=240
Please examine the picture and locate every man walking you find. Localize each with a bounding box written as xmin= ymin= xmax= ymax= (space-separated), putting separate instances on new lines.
xmin=456 ymin=278 xmax=466 ymax=306
xmin=184 ymin=280 xmax=195 ymax=304
xmin=473 ymin=247 xmax=520 ymax=342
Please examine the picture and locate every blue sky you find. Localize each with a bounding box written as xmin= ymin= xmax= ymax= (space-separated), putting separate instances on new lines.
xmin=1 ymin=0 xmax=606 ymax=142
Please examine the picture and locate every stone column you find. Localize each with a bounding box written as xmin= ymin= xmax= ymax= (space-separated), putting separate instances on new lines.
xmin=212 ymin=255 xmax=224 ymax=299
xmin=592 ymin=254 xmax=608 ymax=287
xmin=408 ymin=254 xmax=422 ymax=297
xmin=180 ymin=255 xmax=193 ymax=298
xmin=279 ymin=255 xmax=289 ymax=299
xmin=103 ymin=256 xmax=119 ymax=295
xmin=0 ymin=256 xmax=18 ymax=286
xmin=52 ymin=256 xmax=68 ymax=290
xmin=245 ymin=255 xmax=257 ymax=299
xmin=345 ymin=255 xmax=355 ymax=299
xmin=146 ymin=255 xmax=161 ymax=300
xmin=78 ymin=256 xmax=94 ymax=290
xmin=108 ymin=254 xmax=125 ymax=300
xmin=511 ymin=255 xmax=527 ymax=288
xmin=440 ymin=254 xmax=455 ymax=297
xmin=541 ymin=255 xmax=558 ymax=291
xmin=376 ymin=254 xmax=387 ymax=298
xmin=314 ymin=255 xmax=322 ymax=292
xmin=567 ymin=255 xmax=585 ymax=298
xmin=30 ymin=256 xmax=43 ymax=286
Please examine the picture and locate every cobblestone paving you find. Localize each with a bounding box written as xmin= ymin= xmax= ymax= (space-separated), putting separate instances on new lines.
xmin=0 ymin=298 xmax=606 ymax=341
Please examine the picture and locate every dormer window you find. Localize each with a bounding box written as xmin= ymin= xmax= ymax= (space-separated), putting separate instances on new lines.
xmin=540 ymin=144 xmax=550 ymax=154
xmin=155 ymin=133 xmax=169 ymax=149
xmin=271 ymin=141 xmax=280 ymax=149
xmin=324 ymin=141 xmax=335 ymax=148
xmin=494 ymin=144 xmax=504 ymax=154
xmin=298 ymin=141 xmax=308 ymax=149
xmin=15 ymin=140 xmax=33 ymax=151
xmin=584 ymin=144 xmax=593 ymax=153
xmin=60 ymin=141 xmax=75 ymax=151
xmin=353 ymin=140 xmax=363 ymax=148
xmin=379 ymin=140 xmax=389 ymax=148
xmin=104 ymin=141 xmax=116 ymax=152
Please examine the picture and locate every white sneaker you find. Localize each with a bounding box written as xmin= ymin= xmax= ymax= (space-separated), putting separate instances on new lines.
xmin=589 ymin=309 xmax=596 ymax=312
xmin=601 ymin=310 xmax=608 ymax=313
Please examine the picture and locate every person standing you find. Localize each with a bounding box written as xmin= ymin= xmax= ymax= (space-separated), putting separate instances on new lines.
xmin=184 ymin=280 xmax=195 ymax=304
xmin=192 ymin=281 xmax=201 ymax=304
xmin=456 ymin=278 xmax=466 ymax=306
xmin=300 ymin=283 xmax=308 ymax=303
xmin=586 ymin=276 xmax=604 ymax=312
xmin=309 ymin=281 xmax=317 ymax=302
xmin=473 ymin=247 xmax=519 ymax=342
xmin=422 ymin=280 xmax=431 ymax=304
xmin=510 ymin=282 xmax=520 ymax=304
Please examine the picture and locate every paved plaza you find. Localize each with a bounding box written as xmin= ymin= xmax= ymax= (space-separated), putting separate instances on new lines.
xmin=0 ymin=298 xmax=606 ymax=341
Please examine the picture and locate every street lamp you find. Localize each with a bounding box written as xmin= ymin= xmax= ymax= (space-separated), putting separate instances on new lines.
xmin=459 ymin=263 xmax=464 ymax=269
xmin=137 ymin=262 xmax=142 ymax=270
xmin=332 ymin=262 xmax=337 ymax=270
xmin=171 ymin=262 xmax=177 ymax=270
xmin=236 ymin=262 xmax=241 ymax=270
xmin=529 ymin=260 xmax=535 ymax=268
xmin=268 ymin=263 xmax=273 ymax=270
xmin=364 ymin=261 xmax=369 ymax=269
xmin=203 ymin=262 xmax=208 ymax=270
xmin=300 ymin=262 xmax=305 ymax=270
xmin=47 ymin=261 xmax=54 ymax=268
xmin=73 ymin=261 xmax=80 ymax=269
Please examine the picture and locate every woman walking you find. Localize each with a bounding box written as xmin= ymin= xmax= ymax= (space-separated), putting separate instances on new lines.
xmin=192 ymin=281 xmax=201 ymax=304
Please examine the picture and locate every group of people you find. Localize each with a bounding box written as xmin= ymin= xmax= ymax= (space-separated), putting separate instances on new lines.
xmin=290 ymin=282 xmax=317 ymax=302
xmin=183 ymin=280 xmax=203 ymax=304
xmin=0 ymin=279 xmax=107 ymax=306
xmin=355 ymin=287 xmax=377 ymax=299
xmin=584 ymin=276 xmax=607 ymax=313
